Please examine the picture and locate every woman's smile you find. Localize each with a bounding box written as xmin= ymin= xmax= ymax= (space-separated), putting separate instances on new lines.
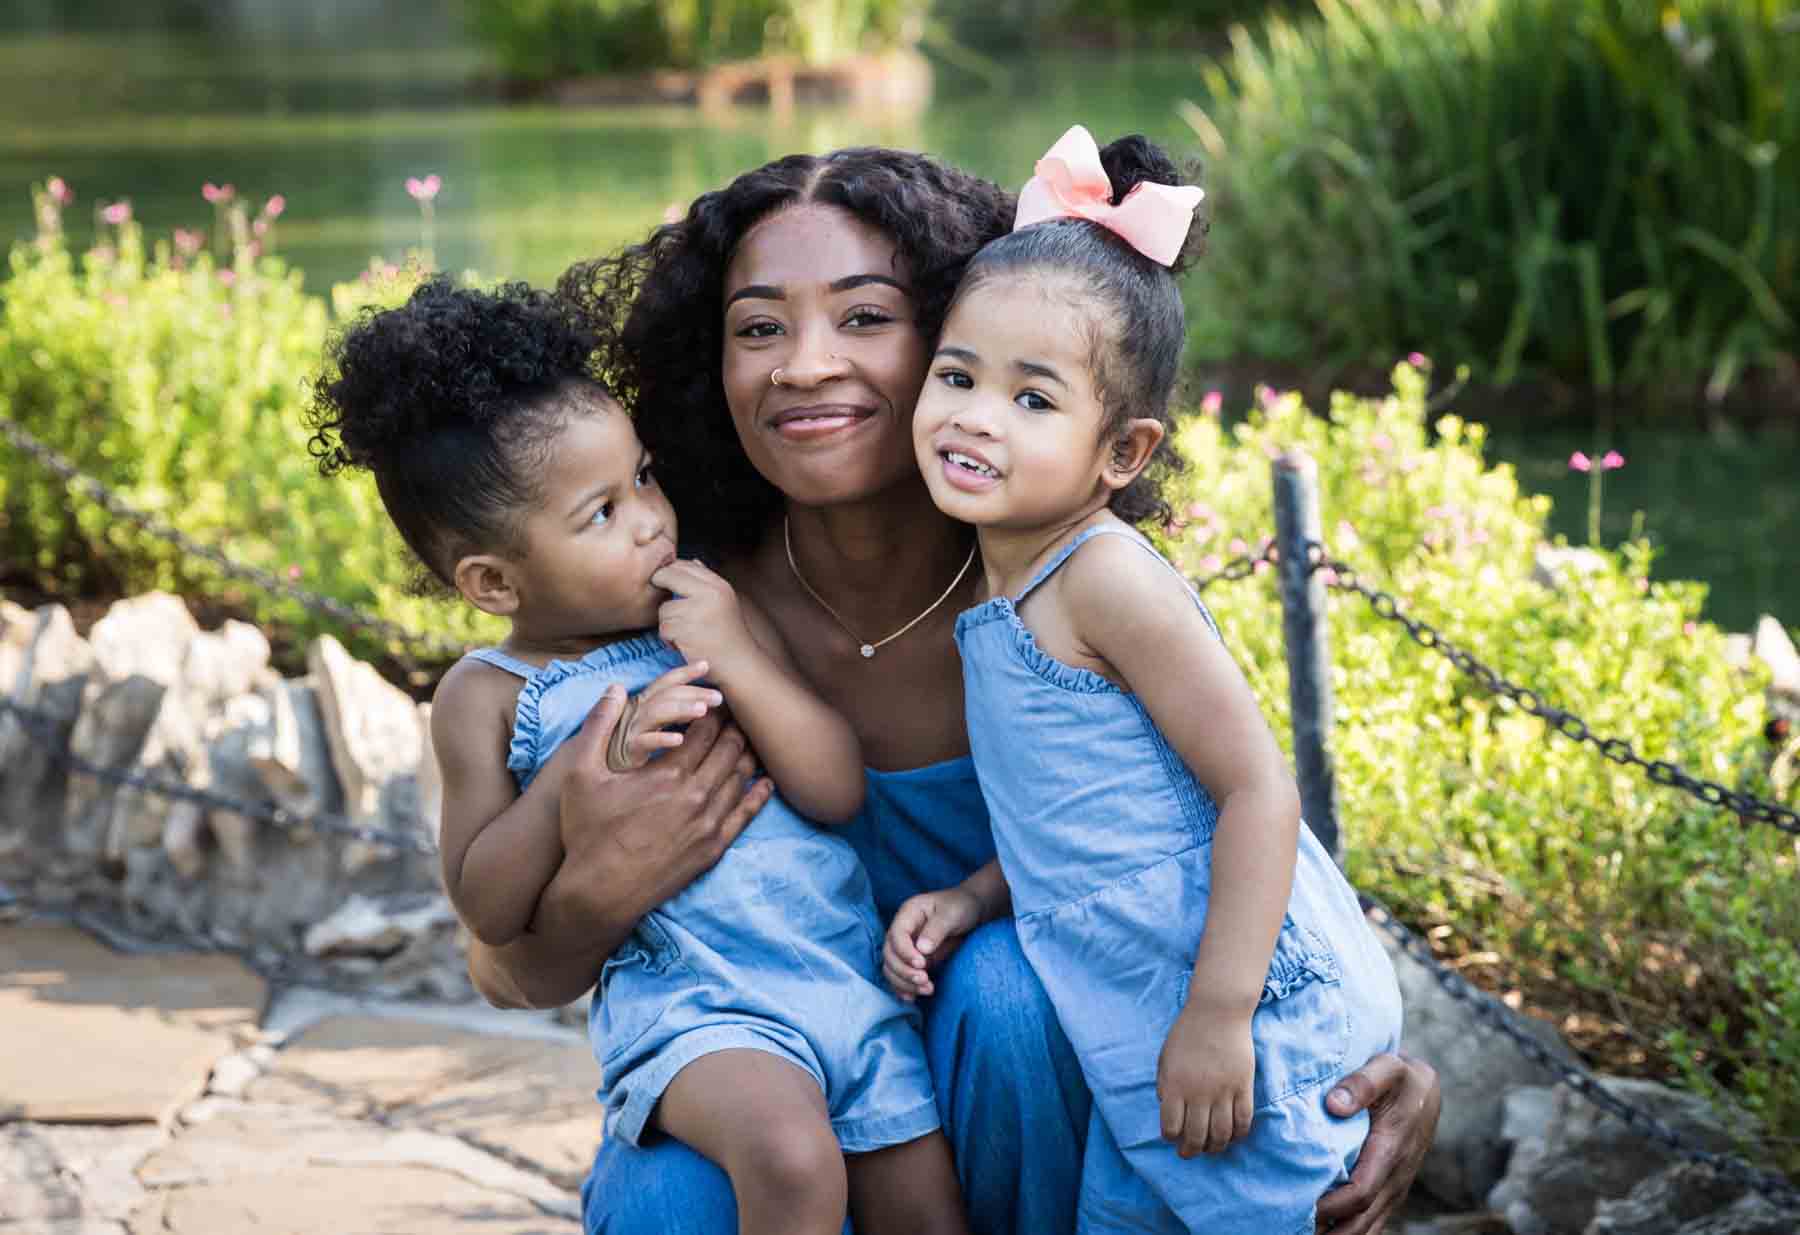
xmin=768 ymin=400 xmax=879 ymax=441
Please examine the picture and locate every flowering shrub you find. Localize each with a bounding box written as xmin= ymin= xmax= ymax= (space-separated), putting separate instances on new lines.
xmin=1159 ymin=363 xmax=1798 ymax=1171
xmin=0 ymin=180 xmax=503 ymax=663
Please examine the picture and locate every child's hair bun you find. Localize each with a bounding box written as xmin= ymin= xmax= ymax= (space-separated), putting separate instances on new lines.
xmin=312 ymin=276 xmax=595 ymax=476
xmin=1097 ymin=134 xmax=1208 ymax=273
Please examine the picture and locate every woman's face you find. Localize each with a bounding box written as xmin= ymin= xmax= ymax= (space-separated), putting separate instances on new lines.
xmin=720 ymin=204 xmax=931 ymax=510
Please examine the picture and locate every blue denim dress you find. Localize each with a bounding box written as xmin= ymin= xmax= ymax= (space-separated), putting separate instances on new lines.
xmin=954 ymin=526 xmax=1403 ymax=1235
xmin=468 ymin=635 xmax=940 ymax=1153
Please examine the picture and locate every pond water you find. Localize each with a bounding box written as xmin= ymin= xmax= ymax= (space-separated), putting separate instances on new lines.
xmin=3 ymin=20 xmax=1794 ymax=631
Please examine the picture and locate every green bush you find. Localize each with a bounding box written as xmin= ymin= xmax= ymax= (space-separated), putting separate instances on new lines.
xmin=1158 ymin=365 xmax=1797 ymax=1171
xmin=1186 ymin=0 xmax=1800 ymax=403
xmin=0 ymin=186 xmax=503 ymax=665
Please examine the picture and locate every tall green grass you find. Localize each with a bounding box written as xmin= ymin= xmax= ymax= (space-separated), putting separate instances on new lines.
xmin=1186 ymin=0 xmax=1800 ymax=405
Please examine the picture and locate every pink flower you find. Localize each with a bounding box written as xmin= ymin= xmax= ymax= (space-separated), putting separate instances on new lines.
xmin=100 ymin=200 xmax=131 ymax=225
xmin=218 ymin=269 xmax=236 ymax=287
xmin=1198 ymin=554 xmax=1223 ymax=574
xmin=1406 ymin=351 xmax=1429 ymax=369
xmin=261 ymin=194 xmax=286 ymax=219
xmin=1201 ymin=389 xmax=1223 ymax=417
xmin=1682 ymin=621 xmax=1697 ymax=638
xmin=1569 ymin=451 xmax=1592 ymax=473
xmin=253 ymin=218 xmax=269 ymax=237
xmin=1228 ymin=537 xmax=1248 ymax=555
xmin=1187 ymin=502 xmax=1214 ymax=522
xmin=1256 ymin=384 xmax=1280 ymax=409
xmin=286 ymin=565 xmax=302 ymax=581
xmin=46 ymin=176 xmax=73 ymax=206
xmin=173 ymin=227 xmax=204 ymax=256
xmin=1370 ymin=432 xmax=1393 ymax=452
xmin=104 ymin=292 xmax=128 ymax=309
xmin=405 ymin=174 xmax=442 ymax=202
xmin=202 ymin=182 xmax=236 ymax=204
xmin=1601 ymin=450 xmax=1625 ymax=471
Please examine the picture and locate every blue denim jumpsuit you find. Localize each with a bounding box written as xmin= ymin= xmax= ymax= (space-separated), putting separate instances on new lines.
xmin=954 ymin=525 xmax=1404 ymax=1235
xmin=469 ymin=634 xmax=940 ymax=1154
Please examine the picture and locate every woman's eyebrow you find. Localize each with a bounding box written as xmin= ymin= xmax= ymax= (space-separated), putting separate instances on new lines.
xmin=726 ymin=284 xmax=783 ymax=307
xmin=830 ymin=273 xmax=908 ymax=294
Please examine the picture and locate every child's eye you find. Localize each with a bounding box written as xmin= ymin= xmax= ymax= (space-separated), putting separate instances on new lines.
xmin=936 ymin=369 xmax=973 ymax=389
xmin=589 ymin=501 xmax=614 ymax=527
xmin=1017 ymin=389 xmax=1054 ymax=412
xmin=635 ymin=462 xmax=655 ymax=488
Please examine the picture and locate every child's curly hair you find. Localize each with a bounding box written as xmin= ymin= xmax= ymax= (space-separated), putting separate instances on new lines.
xmin=557 ymin=147 xmax=1017 ymax=559
xmin=307 ymin=276 xmax=605 ymax=589
xmin=954 ymin=135 xmax=1207 ymax=528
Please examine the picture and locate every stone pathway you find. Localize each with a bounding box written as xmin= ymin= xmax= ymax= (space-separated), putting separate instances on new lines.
xmin=1 ymin=920 xmax=592 ymax=1234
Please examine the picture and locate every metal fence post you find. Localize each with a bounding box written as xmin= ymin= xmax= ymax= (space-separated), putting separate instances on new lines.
xmin=1273 ymin=451 xmax=1340 ymax=859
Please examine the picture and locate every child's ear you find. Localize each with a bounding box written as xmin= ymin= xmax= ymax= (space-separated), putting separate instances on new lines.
xmin=452 ymin=554 xmax=521 ymax=618
xmin=1102 ymin=418 xmax=1165 ymax=492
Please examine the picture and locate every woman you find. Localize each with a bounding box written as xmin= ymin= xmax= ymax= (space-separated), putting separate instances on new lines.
xmin=465 ymin=146 xmax=1441 ymax=1235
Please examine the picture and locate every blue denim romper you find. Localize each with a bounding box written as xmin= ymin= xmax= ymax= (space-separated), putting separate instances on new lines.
xmin=468 ymin=634 xmax=942 ymax=1153
xmin=953 ymin=526 xmax=1404 ymax=1235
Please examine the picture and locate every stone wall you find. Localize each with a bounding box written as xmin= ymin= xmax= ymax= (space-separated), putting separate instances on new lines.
xmin=0 ymin=594 xmax=463 ymax=997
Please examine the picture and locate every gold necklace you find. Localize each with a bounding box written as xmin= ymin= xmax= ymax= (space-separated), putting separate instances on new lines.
xmin=784 ymin=517 xmax=977 ymax=659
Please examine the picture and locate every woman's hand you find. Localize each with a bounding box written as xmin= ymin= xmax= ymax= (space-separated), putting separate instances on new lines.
xmin=883 ymin=887 xmax=985 ymax=1000
xmin=467 ymin=686 xmax=773 ymax=1010
xmin=1156 ymin=999 xmax=1255 ymax=1158
xmin=1314 ymin=1052 xmax=1441 ymax=1235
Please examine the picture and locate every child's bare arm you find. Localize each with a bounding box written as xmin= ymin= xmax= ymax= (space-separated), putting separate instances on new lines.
xmin=1059 ymin=535 xmax=1300 ymax=1011
xmin=654 ymin=559 xmax=865 ymax=822
xmin=432 ymin=661 xmax=568 ymax=947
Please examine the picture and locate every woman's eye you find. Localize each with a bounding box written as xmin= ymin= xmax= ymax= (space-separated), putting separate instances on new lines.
xmin=589 ymin=501 xmax=614 ymax=527
xmin=736 ymin=320 xmax=782 ymax=339
xmin=1017 ymin=390 xmax=1054 ymax=411
xmin=844 ymin=306 xmax=893 ymax=328
xmin=635 ymin=463 xmax=655 ymax=488
xmin=936 ymin=369 xmax=973 ymax=389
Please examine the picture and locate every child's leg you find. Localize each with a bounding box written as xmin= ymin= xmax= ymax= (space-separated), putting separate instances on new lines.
xmin=845 ymin=1130 xmax=971 ymax=1235
xmin=655 ymin=1049 xmax=848 ymax=1235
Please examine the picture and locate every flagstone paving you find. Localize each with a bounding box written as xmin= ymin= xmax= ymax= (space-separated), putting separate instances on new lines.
xmin=0 ymin=920 xmax=588 ymax=1234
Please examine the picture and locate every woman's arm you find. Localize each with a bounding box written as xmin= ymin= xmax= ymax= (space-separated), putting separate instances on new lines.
xmin=655 ymin=559 xmax=865 ymax=822
xmin=467 ymin=692 xmax=773 ymax=1009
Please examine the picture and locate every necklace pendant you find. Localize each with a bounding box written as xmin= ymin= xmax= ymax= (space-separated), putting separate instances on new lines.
xmin=859 ymin=643 xmax=875 ymax=659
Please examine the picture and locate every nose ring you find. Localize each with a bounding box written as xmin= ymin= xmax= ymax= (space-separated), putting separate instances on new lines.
xmin=770 ymin=368 xmax=787 ymax=387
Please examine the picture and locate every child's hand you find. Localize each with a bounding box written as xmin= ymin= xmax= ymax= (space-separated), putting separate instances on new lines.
xmin=882 ymin=887 xmax=983 ymax=1001
xmin=653 ymin=560 xmax=758 ymax=671
xmin=612 ymin=661 xmax=724 ymax=771
xmin=1156 ymin=1000 xmax=1256 ymax=1157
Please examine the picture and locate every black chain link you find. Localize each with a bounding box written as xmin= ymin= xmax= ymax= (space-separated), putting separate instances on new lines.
xmin=1362 ymin=898 xmax=1800 ymax=1205
xmin=0 ymin=412 xmax=465 ymax=665
xmin=1304 ymin=542 xmax=1800 ymax=838
xmin=1188 ymin=539 xmax=1279 ymax=594
xmin=0 ymin=695 xmax=436 ymax=856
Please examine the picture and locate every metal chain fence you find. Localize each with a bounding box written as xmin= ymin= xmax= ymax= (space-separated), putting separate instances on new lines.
xmin=0 ymin=412 xmax=465 ymax=666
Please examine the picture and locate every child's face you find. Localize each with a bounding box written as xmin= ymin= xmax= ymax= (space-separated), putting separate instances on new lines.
xmin=913 ymin=273 xmax=1115 ymax=531
xmin=509 ymin=404 xmax=679 ymax=640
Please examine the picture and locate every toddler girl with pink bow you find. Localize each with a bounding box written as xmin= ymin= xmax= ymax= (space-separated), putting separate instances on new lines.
xmin=884 ymin=127 xmax=1404 ymax=1233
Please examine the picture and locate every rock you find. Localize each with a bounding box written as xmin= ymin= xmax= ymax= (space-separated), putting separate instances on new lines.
xmin=0 ymin=922 xmax=264 ymax=1125
xmin=245 ymin=1014 xmax=603 ymax=1190
xmin=1751 ymin=615 xmax=1800 ymax=699
xmin=307 ymin=635 xmax=430 ymax=866
xmin=1488 ymin=1077 xmax=1742 ymax=1235
xmin=1532 ymin=545 xmax=1608 ymax=592
xmin=1375 ymin=916 xmax=1578 ymax=1208
xmin=414 ymin=701 xmax=442 ymax=848
xmin=248 ymin=678 xmax=345 ymax=821
xmin=1678 ymin=1192 xmax=1800 ymax=1235
xmin=1400 ymin=1215 xmax=1514 ymax=1235
xmin=1584 ymin=1161 xmax=1757 ymax=1234
xmin=0 ymin=1121 xmax=164 ymax=1226
xmin=0 ymin=604 xmax=95 ymax=864
xmin=87 ymin=593 xmax=198 ymax=685
xmin=303 ymin=892 xmax=455 ymax=960
xmin=138 ymin=1097 xmax=580 ymax=1225
xmin=181 ymin=621 xmax=274 ymax=709
xmin=60 ymin=674 xmax=168 ymax=862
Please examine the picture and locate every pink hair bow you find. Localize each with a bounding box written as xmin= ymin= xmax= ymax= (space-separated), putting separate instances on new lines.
xmin=1013 ymin=125 xmax=1204 ymax=267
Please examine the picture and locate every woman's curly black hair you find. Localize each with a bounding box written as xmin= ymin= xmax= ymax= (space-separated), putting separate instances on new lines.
xmin=307 ymin=276 xmax=604 ymax=590
xmin=955 ymin=135 xmax=1207 ymax=528
xmin=557 ymin=147 xmax=1016 ymax=559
